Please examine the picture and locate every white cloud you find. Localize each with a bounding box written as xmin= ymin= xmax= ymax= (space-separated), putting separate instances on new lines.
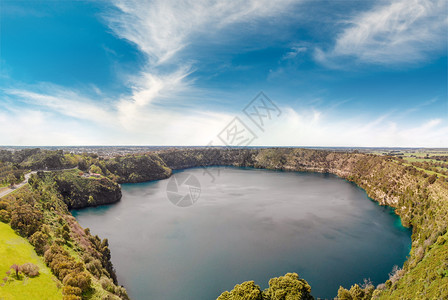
xmin=260 ymin=108 xmax=448 ymax=147
xmin=105 ymin=0 xmax=297 ymax=128
xmin=1 ymin=86 xmax=447 ymax=147
xmin=316 ymin=0 xmax=448 ymax=65
xmin=107 ymin=0 xmax=296 ymax=64
xmin=1 ymin=86 xmax=236 ymax=146
xmin=5 ymin=87 xmax=114 ymax=126
xmin=283 ymin=45 xmax=307 ymax=60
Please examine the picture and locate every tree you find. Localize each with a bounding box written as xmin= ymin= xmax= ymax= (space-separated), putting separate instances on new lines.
xmin=6 ymin=174 xmax=16 ymax=187
xmin=337 ymin=282 xmax=374 ymax=300
xmin=427 ymin=174 xmax=437 ymax=184
xmin=62 ymin=224 xmax=71 ymax=241
xmin=0 ymin=207 xmax=10 ymax=223
xmin=218 ymin=273 xmax=314 ymax=300
xmin=265 ymin=273 xmax=313 ymax=300
xmin=217 ymin=281 xmax=263 ymax=300
xmin=10 ymin=264 xmax=20 ymax=279
xmin=88 ymin=196 xmax=95 ymax=206
xmin=89 ymin=164 xmax=102 ymax=175
xmin=62 ymin=272 xmax=92 ymax=292
xmin=10 ymin=202 xmax=43 ymax=237
xmin=29 ymin=231 xmax=49 ymax=255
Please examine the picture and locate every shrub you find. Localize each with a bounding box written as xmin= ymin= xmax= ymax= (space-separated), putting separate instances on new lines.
xmin=337 ymin=282 xmax=374 ymax=300
xmin=54 ymin=238 xmax=66 ymax=245
xmin=62 ymin=295 xmax=82 ymax=300
xmin=29 ymin=231 xmax=49 ymax=255
xmin=217 ymin=281 xmax=262 ymax=300
xmin=427 ymin=174 xmax=437 ymax=184
xmin=62 ymin=224 xmax=71 ymax=241
xmin=10 ymin=203 xmax=43 ymax=237
xmin=388 ymin=265 xmax=404 ymax=284
xmin=20 ymin=263 xmax=39 ymax=277
xmin=100 ymin=277 xmax=116 ymax=293
xmin=62 ymin=285 xmax=82 ymax=297
xmin=0 ymin=210 xmax=10 ymax=223
xmin=86 ymin=259 xmax=103 ymax=278
xmin=62 ymin=271 xmax=92 ymax=292
xmin=44 ymin=245 xmax=84 ymax=281
xmin=0 ymin=201 xmax=8 ymax=210
xmin=265 ymin=273 xmax=313 ymax=300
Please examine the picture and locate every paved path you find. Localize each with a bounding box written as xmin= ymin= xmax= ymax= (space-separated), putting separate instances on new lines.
xmin=0 ymin=167 xmax=77 ymax=198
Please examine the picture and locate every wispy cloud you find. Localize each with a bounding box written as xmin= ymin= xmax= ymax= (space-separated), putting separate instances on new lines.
xmin=5 ymin=87 xmax=114 ymax=126
xmin=282 ymin=45 xmax=307 ymax=60
xmin=1 ymin=0 xmax=300 ymax=145
xmin=316 ymin=0 xmax=448 ymax=65
xmin=104 ymin=0 xmax=297 ymax=127
xmin=262 ymin=108 xmax=448 ymax=147
xmin=2 ymin=85 xmax=447 ymax=147
xmin=106 ymin=0 xmax=296 ymax=64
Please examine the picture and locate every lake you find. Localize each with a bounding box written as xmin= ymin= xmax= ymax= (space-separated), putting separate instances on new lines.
xmin=72 ymin=167 xmax=412 ymax=299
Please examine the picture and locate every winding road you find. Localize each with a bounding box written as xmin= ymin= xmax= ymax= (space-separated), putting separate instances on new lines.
xmin=0 ymin=167 xmax=77 ymax=198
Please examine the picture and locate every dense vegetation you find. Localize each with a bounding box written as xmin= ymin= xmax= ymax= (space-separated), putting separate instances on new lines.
xmin=217 ymin=273 xmax=313 ymax=300
xmin=0 ymin=170 xmax=128 ymax=299
xmin=0 ymin=149 xmax=76 ymax=171
xmin=102 ymin=154 xmax=171 ymax=183
xmin=47 ymin=171 xmax=122 ymax=209
xmin=1 ymin=147 xmax=447 ymax=299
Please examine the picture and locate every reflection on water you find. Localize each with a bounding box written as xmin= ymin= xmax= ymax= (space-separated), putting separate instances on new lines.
xmin=72 ymin=167 xmax=411 ymax=299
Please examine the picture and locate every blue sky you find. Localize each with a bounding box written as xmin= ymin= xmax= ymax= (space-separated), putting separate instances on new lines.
xmin=0 ymin=0 xmax=447 ymax=146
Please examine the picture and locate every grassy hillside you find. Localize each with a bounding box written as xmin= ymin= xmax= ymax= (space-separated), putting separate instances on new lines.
xmin=378 ymin=231 xmax=448 ymax=299
xmin=0 ymin=222 xmax=62 ymax=300
xmin=0 ymin=178 xmax=128 ymax=300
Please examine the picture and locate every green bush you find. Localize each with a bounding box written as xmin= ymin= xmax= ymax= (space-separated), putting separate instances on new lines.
xmin=10 ymin=202 xmax=43 ymax=237
xmin=29 ymin=231 xmax=49 ymax=255
xmin=62 ymin=272 xmax=92 ymax=292
xmin=217 ymin=273 xmax=313 ymax=300
xmin=62 ymin=285 xmax=82 ymax=297
xmin=20 ymin=263 xmax=39 ymax=277
xmin=217 ymin=281 xmax=262 ymax=300
xmin=0 ymin=209 xmax=11 ymax=223
xmin=265 ymin=273 xmax=313 ymax=300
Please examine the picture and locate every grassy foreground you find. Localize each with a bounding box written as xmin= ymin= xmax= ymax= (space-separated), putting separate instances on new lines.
xmin=0 ymin=222 xmax=62 ymax=300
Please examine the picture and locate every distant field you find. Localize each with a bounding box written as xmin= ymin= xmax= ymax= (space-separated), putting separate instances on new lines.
xmin=401 ymin=163 xmax=447 ymax=178
xmin=367 ymin=149 xmax=448 ymax=178
xmin=0 ymin=222 xmax=62 ymax=300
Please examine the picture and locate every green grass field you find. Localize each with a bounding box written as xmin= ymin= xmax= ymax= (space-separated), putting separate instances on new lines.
xmin=0 ymin=222 xmax=62 ymax=300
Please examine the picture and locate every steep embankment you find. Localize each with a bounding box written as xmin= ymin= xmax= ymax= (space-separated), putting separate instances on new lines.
xmin=49 ymin=170 xmax=122 ymax=209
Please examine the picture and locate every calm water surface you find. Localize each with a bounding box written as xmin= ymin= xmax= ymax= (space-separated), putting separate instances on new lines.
xmin=72 ymin=167 xmax=411 ymax=299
